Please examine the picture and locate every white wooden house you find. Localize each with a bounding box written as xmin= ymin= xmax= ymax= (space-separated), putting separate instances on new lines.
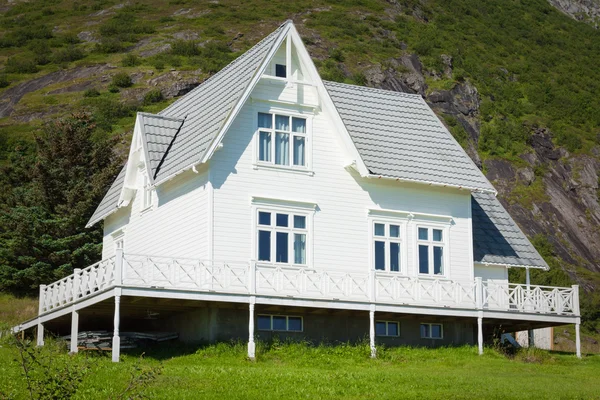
xmin=15 ymin=21 xmax=581 ymax=361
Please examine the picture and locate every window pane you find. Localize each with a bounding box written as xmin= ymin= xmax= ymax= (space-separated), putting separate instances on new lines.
xmin=292 ymin=117 xmax=306 ymax=133
xmin=258 ymin=211 xmax=271 ymax=225
xmin=275 ymin=115 xmax=289 ymax=131
xmin=420 ymin=324 xmax=429 ymax=338
xmin=257 ymin=315 xmax=271 ymax=330
xmin=258 ymin=113 xmax=272 ymax=128
xmin=293 ymin=136 xmax=305 ymax=166
xmin=419 ymin=245 xmax=429 ymax=274
xmin=276 ymin=232 xmax=288 ymax=263
xmin=273 ymin=316 xmax=286 ymax=331
xmin=258 ymin=231 xmax=271 ymax=261
xmin=389 ymin=225 xmax=400 ymax=238
xmin=390 ymin=242 xmax=400 ymax=272
xmin=374 ymin=223 xmax=385 ymax=236
xmin=276 ymin=213 xmax=288 ymax=227
xmin=433 ymin=229 xmax=443 ymax=242
xmin=374 ymin=241 xmax=385 ymax=270
xmin=259 ymin=131 xmax=271 ymax=162
xmin=288 ymin=317 xmax=302 ymax=332
xmin=418 ymin=227 xmax=428 ymax=240
xmin=275 ymin=133 xmax=289 ymax=165
xmin=275 ymin=64 xmax=286 ymax=78
xmin=294 ymin=233 xmax=306 ymax=264
xmin=434 ymin=246 xmax=443 ymax=275
xmin=376 ymin=321 xmax=387 ymax=336
xmin=388 ymin=322 xmax=399 ymax=336
xmin=431 ymin=324 xmax=442 ymax=338
xmin=294 ymin=215 xmax=306 ymax=229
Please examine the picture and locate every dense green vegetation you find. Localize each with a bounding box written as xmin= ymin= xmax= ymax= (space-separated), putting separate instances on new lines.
xmin=0 ymin=337 xmax=599 ymax=399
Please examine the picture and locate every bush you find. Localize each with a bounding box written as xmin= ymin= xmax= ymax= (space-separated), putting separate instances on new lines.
xmin=95 ymin=38 xmax=125 ymax=54
xmin=52 ymin=46 xmax=86 ymax=63
xmin=83 ymin=88 xmax=100 ymax=98
xmin=143 ymin=89 xmax=164 ymax=105
xmin=121 ymin=53 xmax=140 ymax=67
xmin=5 ymin=57 xmax=38 ymax=74
xmin=111 ymin=72 xmax=133 ymax=88
xmin=0 ymin=75 xmax=9 ymax=88
xmin=171 ymin=39 xmax=200 ymax=57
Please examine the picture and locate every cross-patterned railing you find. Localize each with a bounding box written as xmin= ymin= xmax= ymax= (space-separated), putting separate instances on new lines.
xmin=37 ymin=253 xmax=579 ymax=317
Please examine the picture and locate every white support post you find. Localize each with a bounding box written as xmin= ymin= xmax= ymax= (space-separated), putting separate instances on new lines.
xmin=115 ymin=247 xmax=123 ymax=286
xmin=36 ymin=320 xmax=44 ymax=347
xmin=70 ymin=308 xmax=79 ymax=354
xmin=525 ymin=267 xmax=531 ymax=289
xmin=73 ymin=269 xmax=81 ymax=302
xmin=248 ymin=297 xmax=256 ymax=360
xmin=38 ymin=284 xmax=46 ymax=315
xmin=575 ymin=318 xmax=581 ymax=359
xmin=112 ymin=294 xmax=121 ymax=362
xmin=369 ymin=305 xmax=376 ymax=358
xmin=477 ymin=312 xmax=483 ymax=355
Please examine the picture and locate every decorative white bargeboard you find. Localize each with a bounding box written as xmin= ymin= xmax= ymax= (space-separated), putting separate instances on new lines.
xmin=38 ymin=254 xmax=579 ymax=317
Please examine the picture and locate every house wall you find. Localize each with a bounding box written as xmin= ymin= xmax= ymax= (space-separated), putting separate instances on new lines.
xmin=102 ymin=166 xmax=211 ymax=260
xmin=474 ymin=263 xmax=508 ymax=283
xmin=209 ymin=81 xmax=474 ymax=283
xmin=164 ymin=307 xmax=475 ymax=346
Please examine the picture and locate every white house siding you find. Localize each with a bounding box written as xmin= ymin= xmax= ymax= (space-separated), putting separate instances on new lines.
xmin=102 ymin=167 xmax=210 ymax=260
xmin=210 ymin=81 xmax=474 ymax=283
xmin=474 ymin=263 xmax=509 ymax=283
xmin=102 ymin=207 xmax=130 ymax=259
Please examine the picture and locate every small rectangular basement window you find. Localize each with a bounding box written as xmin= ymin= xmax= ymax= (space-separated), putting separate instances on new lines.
xmin=257 ymin=315 xmax=303 ymax=332
xmin=376 ymin=321 xmax=399 ymax=337
xmin=275 ymin=63 xmax=286 ymax=78
xmin=420 ymin=323 xmax=443 ymax=339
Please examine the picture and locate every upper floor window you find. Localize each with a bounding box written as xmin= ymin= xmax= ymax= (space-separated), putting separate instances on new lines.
xmin=418 ymin=227 xmax=445 ymax=276
xmin=373 ymin=222 xmax=402 ymax=272
xmin=257 ymin=210 xmax=307 ymax=265
xmin=257 ymin=112 xmax=306 ymax=168
xmin=275 ymin=64 xmax=286 ymax=78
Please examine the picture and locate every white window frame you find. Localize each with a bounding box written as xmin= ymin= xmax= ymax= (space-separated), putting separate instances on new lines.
xmin=375 ymin=320 xmax=400 ymax=337
xmin=420 ymin=323 xmax=444 ymax=339
xmin=372 ymin=221 xmax=404 ymax=273
xmin=257 ymin=314 xmax=303 ymax=332
xmin=141 ymin=171 xmax=153 ymax=212
xmin=251 ymin=197 xmax=316 ymax=268
xmin=416 ymin=225 xmax=448 ymax=277
xmin=255 ymin=209 xmax=310 ymax=267
xmin=253 ymin=107 xmax=312 ymax=173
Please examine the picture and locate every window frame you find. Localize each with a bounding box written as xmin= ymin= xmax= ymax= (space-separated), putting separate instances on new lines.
xmin=254 ymin=108 xmax=312 ymax=172
xmin=372 ymin=221 xmax=404 ymax=273
xmin=140 ymin=170 xmax=154 ymax=212
xmin=375 ymin=320 xmax=400 ymax=337
xmin=420 ymin=323 xmax=444 ymax=339
xmin=255 ymin=208 xmax=310 ymax=267
xmin=257 ymin=314 xmax=303 ymax=332
xmin=416 ymin=225 xmax=448 ymax=277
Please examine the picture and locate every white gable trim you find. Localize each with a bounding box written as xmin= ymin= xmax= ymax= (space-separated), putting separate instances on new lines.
xmin=474 ymin=261 xmax=549 ymax=271
xmin=200 ymin=21 xmax=371 ymax=177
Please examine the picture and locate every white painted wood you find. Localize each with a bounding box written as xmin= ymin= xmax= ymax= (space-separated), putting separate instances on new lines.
xmin=112 ymin=295 xmax=121 ymax=363
xmin=248 ymin=298 xmax=256 ymax=359
xmin=575 ymin=319 xmax=581 ymax=358
xmin=369 ymin=306 xmax=376 ymax=358
xmin=70 ymin=309 xmax=79 ymax=353
xmin=477 ymin=314 xmax=483 ymax=355
xmin=36 ymin=321 xmax=44 ymax=347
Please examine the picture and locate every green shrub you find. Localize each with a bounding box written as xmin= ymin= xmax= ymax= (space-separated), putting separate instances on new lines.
xmin=5 ymin=57 xmax=38 ymax=74
xmin=52 ymin=46 xmax=86 ymax=63
xmin=111 ymin=72 xmax=133 ymax=88
xmin=95 ymin=38 xmax=125 ymax=54
xmin=143 ymin=89 xmax=164 ymax=105
xmin=121 ymin=53 xmax=140 ymax=67
xmin=83 ymin=88 xmax=100 ymax=98
xmin=0 ymin=75 xmax=9 ymax=88
xmin=171 ymin=40 xmax=200 ymax=56
xmin=108 ymin=85 xmax=120 ymax=93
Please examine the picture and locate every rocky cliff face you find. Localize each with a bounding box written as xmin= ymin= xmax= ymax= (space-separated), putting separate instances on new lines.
xmin=548 ymin=0 xmax=600 ymax=28
xmin=363 ymin=53 xmax=600 ymax=288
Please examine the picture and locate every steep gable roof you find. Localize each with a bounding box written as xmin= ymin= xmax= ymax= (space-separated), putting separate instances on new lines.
xmin=138 ymin=112 xmax=185 ymax=181
xmin=324 ymin=81 xmax=495 ymax=192
xmin=472 ymin=192 xmax=548 ymax=269
xmin=86 ymin=165 xmax=126 ymax=228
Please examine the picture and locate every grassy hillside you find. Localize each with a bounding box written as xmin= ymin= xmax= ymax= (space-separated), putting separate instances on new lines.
xmin=0 ymin=339 xmax=599 ymax=399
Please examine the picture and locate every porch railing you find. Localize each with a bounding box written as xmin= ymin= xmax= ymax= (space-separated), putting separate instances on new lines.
xmin=38 ymin=253 xmax=580 ymax=317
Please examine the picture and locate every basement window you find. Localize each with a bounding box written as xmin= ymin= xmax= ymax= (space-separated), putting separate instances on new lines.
xmin=376 ymin=321 xmax=399 ymax=337
xmin=257 ymin=315 xmax=303 ymax=332
xmin=420 ymin=323 xmax=443 ymax=339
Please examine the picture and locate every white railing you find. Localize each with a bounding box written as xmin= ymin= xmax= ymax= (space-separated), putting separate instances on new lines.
xmin=37 ymin=253 xmax=579 ymax=317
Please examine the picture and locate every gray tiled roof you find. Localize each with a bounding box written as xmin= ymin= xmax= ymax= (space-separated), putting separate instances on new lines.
xmin=86 ymin=165 xmax=126 ymax=228
xmin=472 ymin=192 xmax=548 ymax=269
xmin=138 ymin=112 xmax=185 ymax=181
xmin=323 ymin=81 xmax=495 ymax=192
xmin=152 ymin=21 xmax=287 ymax=183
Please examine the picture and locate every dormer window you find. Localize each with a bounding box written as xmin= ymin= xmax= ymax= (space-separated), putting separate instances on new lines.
xmin=257 ymin=112 xmax=307 ymax=168
xmin=275 ymin=64 xmax=286 ymax=78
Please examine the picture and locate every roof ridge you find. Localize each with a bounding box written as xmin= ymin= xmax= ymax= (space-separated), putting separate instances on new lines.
xmin=323 ymin=80 xmax=424 ymax=99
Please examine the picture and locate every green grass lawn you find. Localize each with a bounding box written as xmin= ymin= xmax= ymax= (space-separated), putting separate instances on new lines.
xmin=0 ymin=339 xmax=599 ymax=399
